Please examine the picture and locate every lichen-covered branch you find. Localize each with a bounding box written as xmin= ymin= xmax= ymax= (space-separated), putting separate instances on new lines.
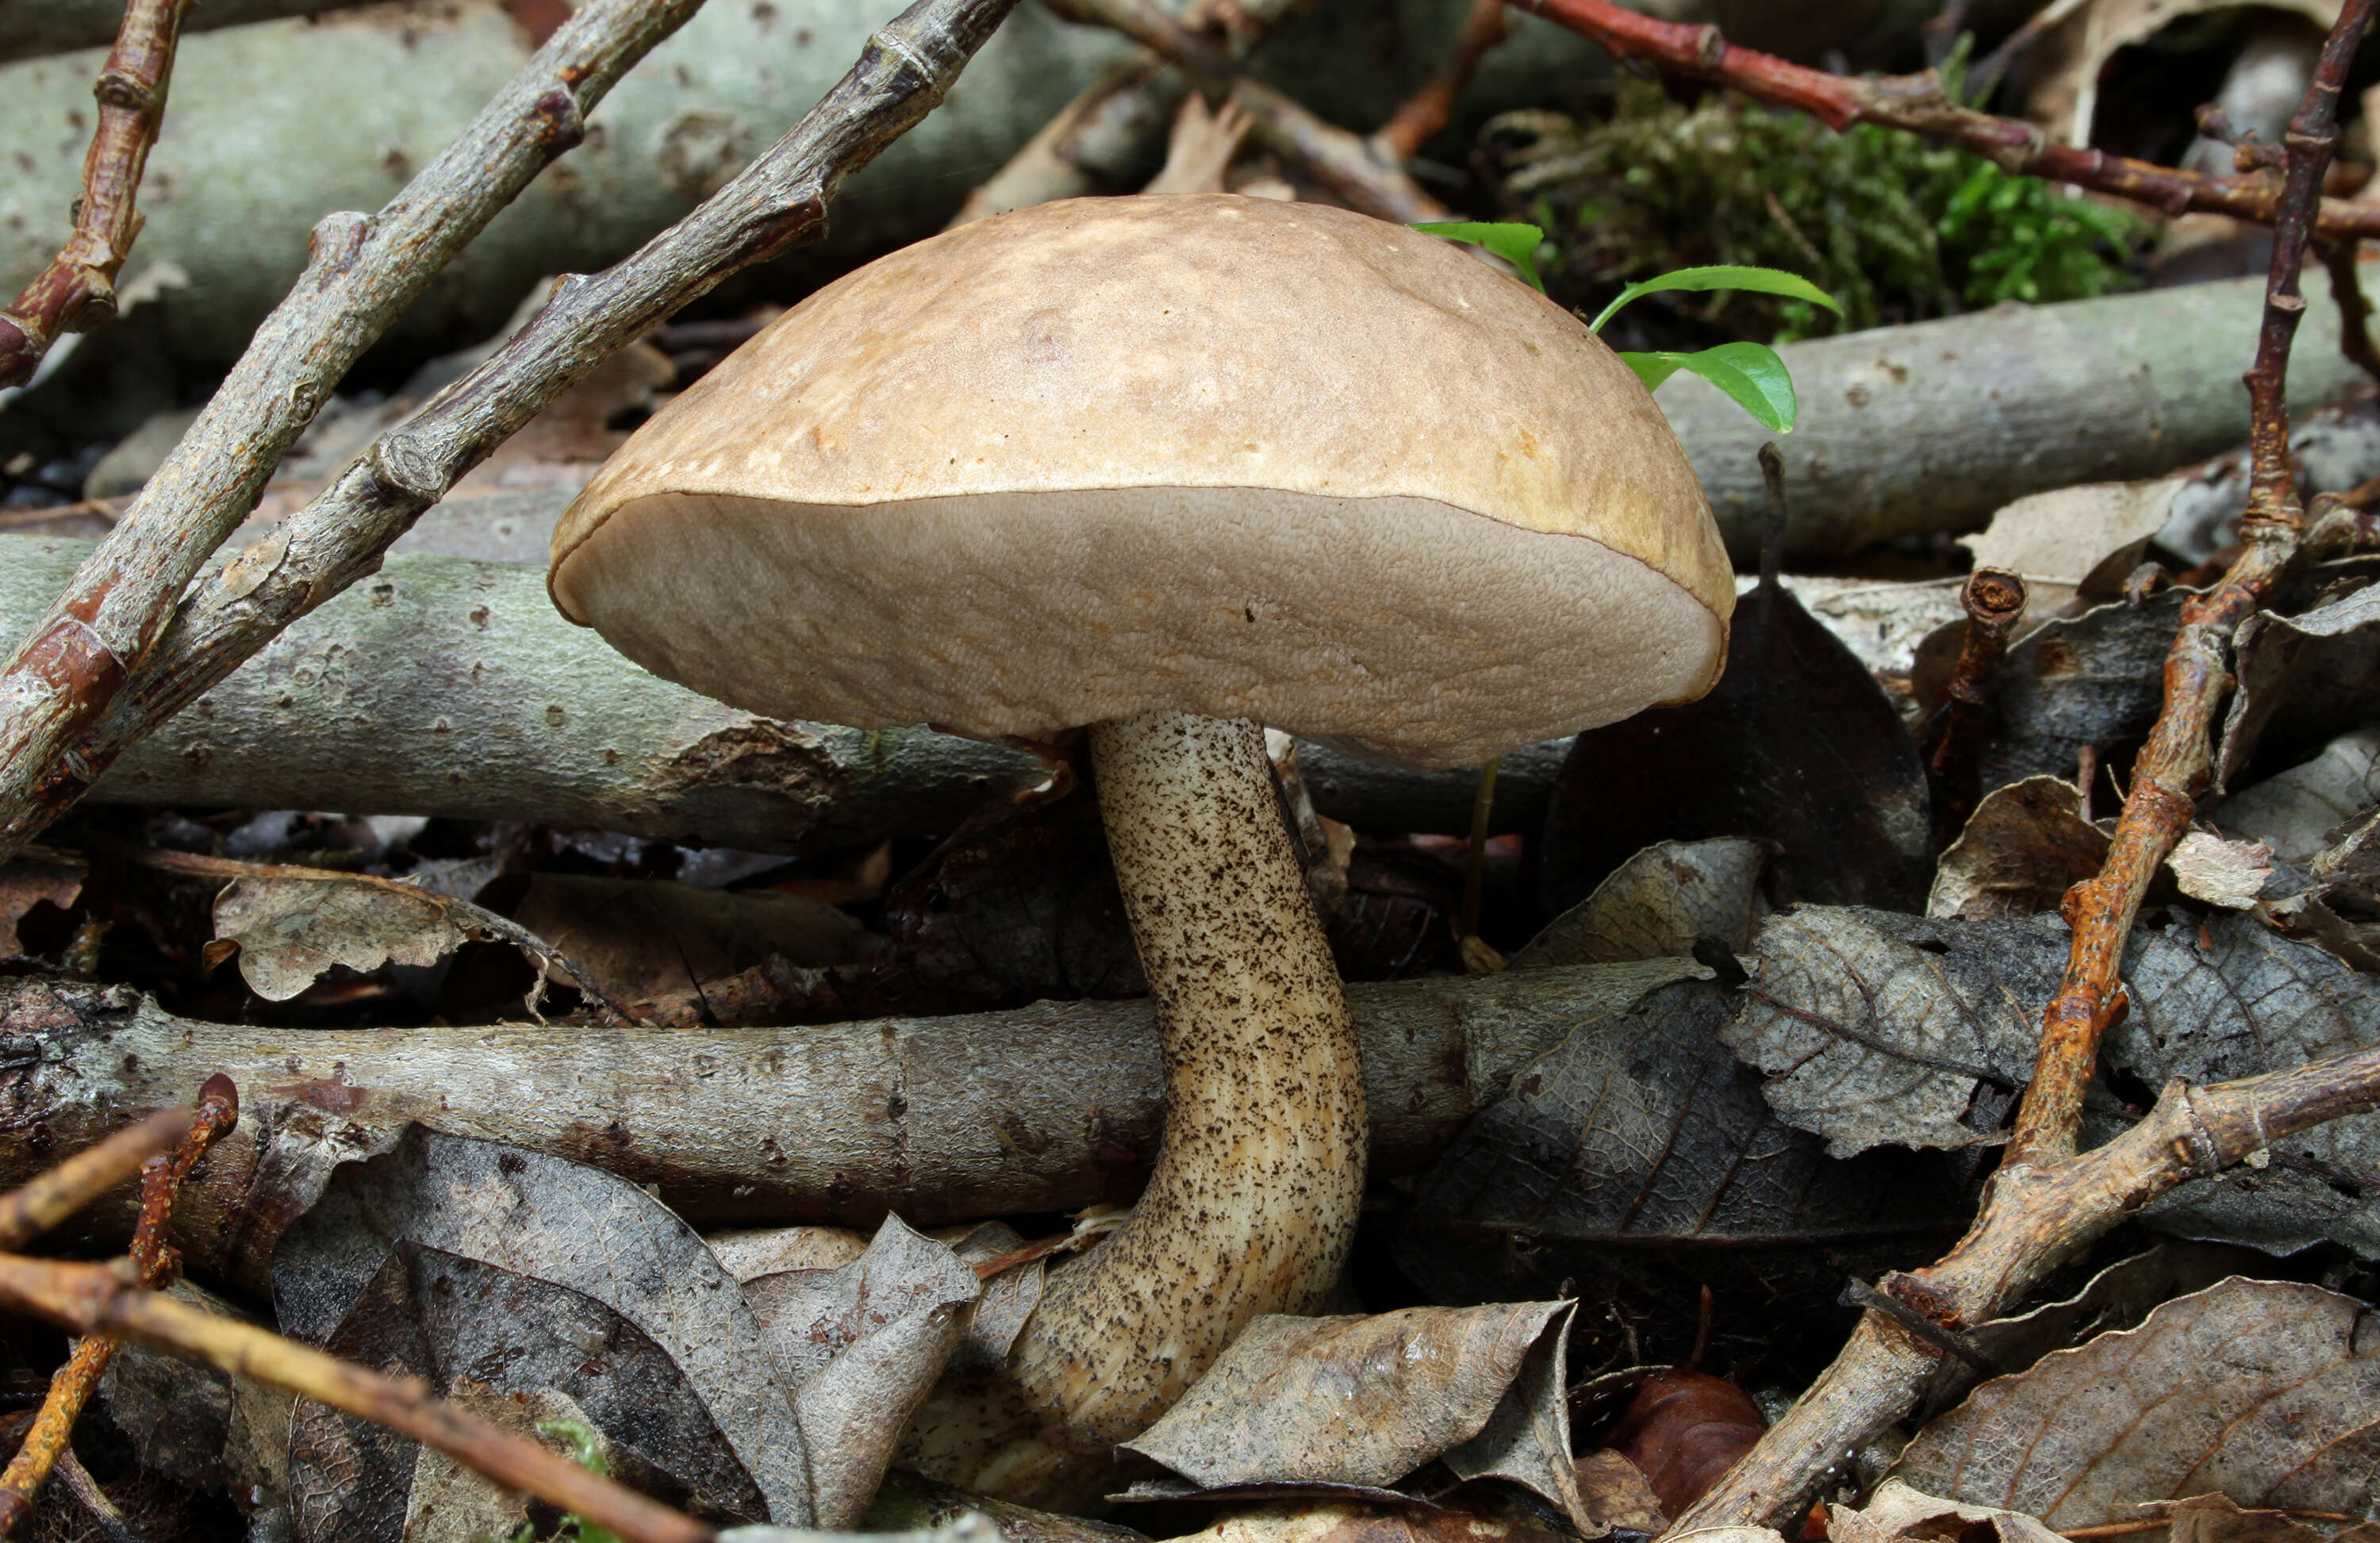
xmin=0 ymin=0 xmax=710 ymax=862
xmin=0 ymin=0 xmax=1024 ymax=863
xmin=1512 ymin=0 xmax=2380 ymax=241
xmin=0 ymin=0 xmax=190 ymax=389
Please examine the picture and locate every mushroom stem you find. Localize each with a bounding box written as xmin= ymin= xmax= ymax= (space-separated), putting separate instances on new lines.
xmin=908 ymin=709 xmax=1367 ymax=1503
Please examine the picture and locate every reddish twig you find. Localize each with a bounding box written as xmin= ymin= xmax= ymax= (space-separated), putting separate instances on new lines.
xmin=3 ymin=0 xmax=1028 ymax=852
xmin=2316 ymin=238 xmax=2380 ymax=393
xmin=1928 ymin=568 xmax=2028 ymax=844
xmin=0 ymin=1253 xmax=710 ymax=1543
xmin=0 ymin=1078 xmax=236 ymax=1538
xmin=1662 ymin=3 xmax=2380 ymax=1529
xmin=1375 ymin=0 xmax=1511 ymax=160
xmin=1511 ymin=0 xmax=2380 ymax=241
xmin=0 ymin=0 xmax=193 ymax=390
xmin=0 ymin=1110 xmax=186 ymax=1252
xmin=0 ymin=0 xmax=709 ymax=863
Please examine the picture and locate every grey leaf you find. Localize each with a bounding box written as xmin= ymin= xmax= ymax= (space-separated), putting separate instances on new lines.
xmin=1509 ymin=839 xmax=1772 ymax=970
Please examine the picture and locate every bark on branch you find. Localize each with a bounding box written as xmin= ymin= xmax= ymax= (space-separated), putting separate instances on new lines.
xmin=0 ymin=961 xmax=1689 ymax=1293
xmin=0 ymin=0 xmax=190 ymax=390
xmin=1513 ymin=0 xmax=2380 ymax=241
xmin=0 ymin=0 xmax=710 ymax=859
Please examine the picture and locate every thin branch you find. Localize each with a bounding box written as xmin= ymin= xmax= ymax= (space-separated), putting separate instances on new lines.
xmin=0 ymin=0 xmax=193 ymax=390
xmin=0 ymin=1254 xmax=711 ymax=1543
xmin=2317 ymin=239 xmax=2380 ymax=393
xmin=1374 ymin=0 xmax=1511 ymax=161
xmin=1665 ymin=5 xmax=2380 ymax=1527
xmin=0 ymin=1111 xmax=186 ymax=1252
xmin=1052 ymin=0 xmax=1449 ymax=220
xmin=7 ymin=0 xmax=1027 ymax=848
xmin=0 ymin=1079 xmax=236 ymax=1539
xmin=0 ymin=0 xmax=711 ymax=862
xmin=1928 ymin=568 xmax=2027 ymax=844
xmin=1510 ymin=0 xmax=2380 ymax=241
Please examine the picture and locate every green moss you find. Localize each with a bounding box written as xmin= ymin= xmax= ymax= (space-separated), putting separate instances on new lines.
xmin=1491 ymin=75 xmax=2151 ymax=340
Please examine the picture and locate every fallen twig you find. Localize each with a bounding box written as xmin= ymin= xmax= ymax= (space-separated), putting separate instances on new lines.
xmin=1928 ymin=569 xmax=2027 ymax=843
xmin=1050 ymin=0 xmax=1449 ymax=220
xmin=0 ymin=1078 xmax=235 ymax=1537
xmin=0 ymin=0 xmax=191 ymax=390
xmin=1666 ymin=4 xmax=2380 ymax=1527
xmin=0 ymin=1111 xmax=186 ymax=1251
xmin=1374 ymin=0 xmax=1511 ymax=161
xmin=1512 ymin=0 xmax=2380 ymax=241
xmin=0 ymin=0 xmax=1024 ymax=863
xmin=0 ymin=1252 xmax=712 ymax=1543
xmin=0 ymin=0 xmax=711 ymax=862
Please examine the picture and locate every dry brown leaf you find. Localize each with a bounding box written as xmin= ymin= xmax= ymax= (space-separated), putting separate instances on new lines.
xmin=1573 ymin=1450 xmax=1666 ymax=1533
xmin=1890 ymin=1278 xmax=2380 ymax=1528
xmin=1928 ymin=777 xmax=2105 ymax=921
xmin=1829 ymin=1480 xmax=2065 ymax=1543
xmin=2167 ymin=833 xmax=2277 ymax=909
xmin=1510 ymin=839 xmax=1771 ymax=969
xmin=1142 ymin=94 xmax=1254 ymax=197
xmin=1121 ymin=1303 xmax=1591 ymax=1532
xmin=1161 ymin=1501 xmax=1566 ymax=1543
xmin=0 ymin=845 xmax=83 ymax=954
xmin=1959 ymin=478 xmax=2188 ymax=623
xmin=1604 ymin=1369 xmax=1767 ymax=1522
xmin=1774 ymin=576 xmax=1970 ymax=682
xmin=210 ymin=866 xmax=617 ymax=1012
xmin=508 ymin=871 xmax=877 ymax=1001
xmin=2218 ymin=727 xmax=2380 ymax=862
xmin=2163 ymin=1491 xmax=2380 ymax=1543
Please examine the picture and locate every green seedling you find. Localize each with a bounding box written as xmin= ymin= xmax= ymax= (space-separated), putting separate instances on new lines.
xmin=495 ymin=1422 xmax=624 ymax=1543
xmin=1415 ymin=226 xmax=1843 ymax=433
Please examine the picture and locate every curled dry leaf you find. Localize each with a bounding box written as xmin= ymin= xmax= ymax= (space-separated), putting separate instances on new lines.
xmin=1890 ymin=1278 xmax=2380 ymax=1529
xmin=1508 ymin=839 xmax=1772 ymax=970
xmin=1120 ymin=1302 xmax=1590 ymax=1533
xmin=1158 ymin=1502 xmax=1570 ymax=1543
xmin=2163 ymin=1490 xmax=2380 ymax=1543
xmin=2218 ymin=727 xmax=2380 ymax=862
xmin=2218 ymin=578 xmax=2380 ymax=793
xmin=1960 ymin=1241 xmax=2274 ymax=1404
xmin=211 ymin=866 xmax=618 ymax=1013
xmin=866 ymin=1471 xmax=1153 ymax=1543
xmin=1927 ymin=777 xmax=2106 ymax=921
xmin=1828 ymin=1480 xmax=2063 ymax=1543
xmin=1983 ymin=588 xmax=2191 ymax=789
xmin=739 ymin=1214 xmax=981 ymax=1529
xmin=272 ymin=1127 xmax=815 ymax=1535
xmin=1539 ymin=582 xmax=1933 ymax=916
xmin=1773 ymin=576 xmax=1970 ymax=684
xmin=1396 ymin=978 xmax=1965 ymax=1357
xmin=2167 ymin=832 xmax=2278 ymax=909
xmin=1603 ymin=1369 xmax=1766 ymax=1522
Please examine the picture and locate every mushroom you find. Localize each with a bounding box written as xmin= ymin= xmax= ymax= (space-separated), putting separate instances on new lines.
xmin=547 ymin=194 xmax=1732 ymax=1504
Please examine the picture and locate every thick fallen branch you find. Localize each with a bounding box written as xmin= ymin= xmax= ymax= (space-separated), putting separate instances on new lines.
xmin=0 ymin=0 xmax=708 ymax=859
xmin=0 ymin=0 xmax=1024 ymax=867
xmin=0 ymin=0 xmax=190 ymax=389
xmin=0 ymin=961 xmax=1690 ymax=1292
xmin=1512 ymin=0 xmax=2380 ymax=241
xmin=1668 ymin=5 xmax=2379 ymax=1528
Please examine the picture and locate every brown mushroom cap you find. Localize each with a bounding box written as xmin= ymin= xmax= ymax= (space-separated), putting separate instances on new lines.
xmin=550 ymin=194 xmax=1732 ymax=770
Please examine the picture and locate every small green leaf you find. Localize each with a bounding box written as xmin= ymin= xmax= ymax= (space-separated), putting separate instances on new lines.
xmin=1618 ymin=341 xmax=1799 ymax=432
xmin=1410 ymin=221 xmax=1546 ymax=291
xmin=1589 ymin=265 xmax=1844 ymax=333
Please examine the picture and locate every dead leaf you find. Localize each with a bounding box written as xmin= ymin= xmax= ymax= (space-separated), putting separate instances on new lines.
xmin=0 ymin=846 xmax=83 ymax=955
xmin=1142 ymin=94 xmax=1253 ymax=196
xmin=210 ymin=865 xmax=623 ymax=1015
xmin=1775 ymin=576 xmax=1970 ymax=682
xmin=2163 ymin=1491 xmax=2380 ymax=1543
xmin=1154 ymin=1501 xmax=1568 ymax=1543
xmin=1726 ymin=906 xmax=2380 ymax=1252
xmin=1572 ymin=1450 xmax=1666 ymax=1533
xmin=1959 ymin=478 xmax=2188 ymax=624
xmin=2218 ymin=576 xmax=2380 ymax=792
xmin=1509 ymin=839 xmax=1772 ymax=970
xmin=1829 ymin=1480 xmax=2064 ymax=1543
xmin=2167 ymin=832 xmax=2276 ymax=908
xmin=507 ymin=871 xmax=877 ymax=1001
xmin=2217 ymin=727 xmax=2380 ymax=862
xmin=708 ymin=1226 xmax=874 ymax=1280
xmin=1540 ymin=581 xmax=1933 ymax=915
xmin=739 ymin=1215 xmax=981 ymax=1528
xmin=1961 ymin=1242 xmax=2274 ymax=1396
xmin=1121 ymin=1303 xmax=1590 ymax=1533
xmin=1603 ymin=1369 xmax=1766 ymax=1522
xmin=1396 ymin=977 xmax=1966 ymax=1362
xmin=866 ymin=1471 xmax=1154 ymax=1543
xmin=273 ymin=1128 xmax=815 ymax=1537
xmin=1927 ymin=777 xmax=2106 ymax=920
xmin=1890 ymin=1278 xmax=2380 ymax=1528
xmin=1981 ymin=588 xmax=2192 ymax=788
xmin=99 ymin=1280 xmax=292 ymax=1511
